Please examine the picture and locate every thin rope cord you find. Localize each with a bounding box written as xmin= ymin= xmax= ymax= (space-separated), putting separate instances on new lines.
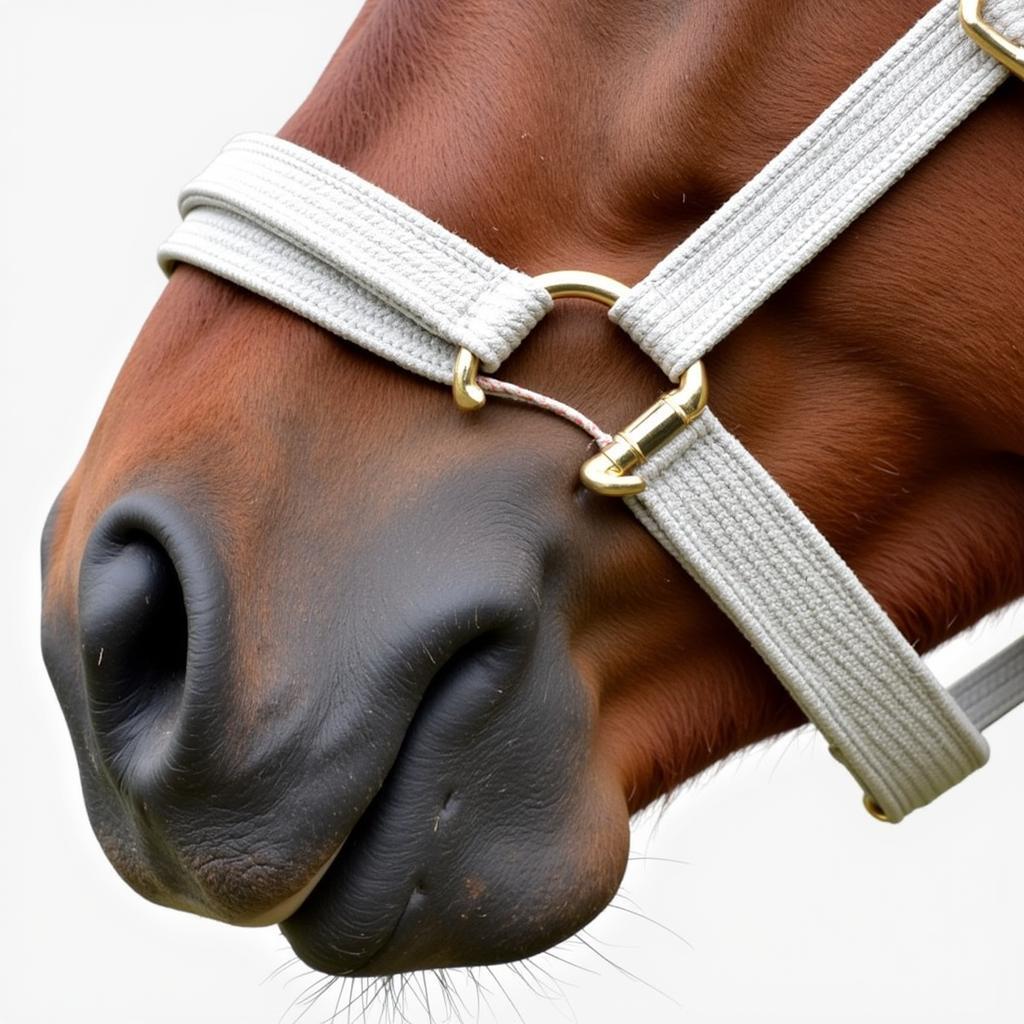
xmin=478 ymin=376 xmax=613 ymax=446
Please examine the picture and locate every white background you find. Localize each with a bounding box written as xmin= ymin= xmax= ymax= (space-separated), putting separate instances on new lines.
xmin=2 ymin=2 xmax=1022 ymax=1022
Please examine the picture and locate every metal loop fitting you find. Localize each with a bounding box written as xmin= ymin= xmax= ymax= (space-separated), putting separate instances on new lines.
xmin=578 ymin=362 xmax=708 ymax=496
xmin=451 ymin=270 xmax=629 ymax=411
xmin=961 ymin=0 xmax=1024 ymax=79
xmin=452 ymin=270 xmax=708 ymax=497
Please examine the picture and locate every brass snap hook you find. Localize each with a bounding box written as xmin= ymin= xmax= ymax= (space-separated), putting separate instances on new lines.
xmin=578 ymin=362 xmax=708 ymax=496
xmin=451 ymin=268 xmax=708 ymax=496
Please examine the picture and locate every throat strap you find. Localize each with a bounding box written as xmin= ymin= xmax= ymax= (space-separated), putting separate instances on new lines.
xmin=157 ymin=0 xmax=1024 ymax=822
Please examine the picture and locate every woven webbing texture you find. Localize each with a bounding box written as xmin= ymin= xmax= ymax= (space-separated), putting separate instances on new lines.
xmin=610 ymin=0 xmax=1024 ymax=381
xmin=160 ymin=133 xmax=552 ymax=373
xmin=950 ymin=636 xmax=1024 ymax=732
xmin=629 ymin=414 xmax=990 ymax=822
xmin=161 ymin=206 xmax=464 ymax=383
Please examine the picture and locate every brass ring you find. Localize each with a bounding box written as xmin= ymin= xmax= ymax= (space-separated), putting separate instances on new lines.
xmin=532 ymin=270 xmax=629 ymax=307
xmin=451 ymin=270 xmax=629 ymax=410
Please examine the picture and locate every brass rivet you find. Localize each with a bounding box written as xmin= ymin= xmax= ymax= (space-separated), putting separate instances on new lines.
xmin=862 ymin=793 xmax=891 ymax=823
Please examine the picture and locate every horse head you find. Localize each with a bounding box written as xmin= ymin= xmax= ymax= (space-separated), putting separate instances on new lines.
xmin=40 ymin=0 xmax=1024 ymax=977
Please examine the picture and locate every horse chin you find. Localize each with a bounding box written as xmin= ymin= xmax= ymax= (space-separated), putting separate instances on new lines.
xmin=276 ymin=622 xmax=632 ymax=975
xmin=279 ymin=761 xmax=630 ymax=977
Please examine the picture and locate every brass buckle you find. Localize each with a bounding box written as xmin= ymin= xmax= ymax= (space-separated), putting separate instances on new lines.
xmin=961 ymin=1 xmax=1024 ymax=79
xmin=451 ymin=270 xmax=707 ymax=497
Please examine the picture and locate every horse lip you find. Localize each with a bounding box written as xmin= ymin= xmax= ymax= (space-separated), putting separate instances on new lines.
xmin=232 ymin=844 xmax=344 ymax=928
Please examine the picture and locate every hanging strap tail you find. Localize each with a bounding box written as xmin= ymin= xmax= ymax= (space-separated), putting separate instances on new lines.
xmin=630 ymin=414 xmax=990 ymax=823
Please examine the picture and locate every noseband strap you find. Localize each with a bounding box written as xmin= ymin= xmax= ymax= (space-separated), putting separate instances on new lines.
xmin=157 ymin=133 xmax=553 ymax=379
xmin=159 ymin=0 xmax=1024 ymax=822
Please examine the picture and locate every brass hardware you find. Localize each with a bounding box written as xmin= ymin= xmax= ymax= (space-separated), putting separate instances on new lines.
xmin=961 ymin=1 xmax=1024 ymax=79
xmin=452 ymin=347 xmax=485 ymax=410
xmin=532 ymin=269 xmax=629 ymax=307
xmin=451 ymin=270 xmax=629 ymax=410
xmin=450 ymin=268 xmax=708 ymax=496
xmin=579 ymin=361 xmax=708 ymax=496
xmin=833 ymin=750 xmax=896 ymax=823
xmin=863 ymin=793 xmax=891 ymax=823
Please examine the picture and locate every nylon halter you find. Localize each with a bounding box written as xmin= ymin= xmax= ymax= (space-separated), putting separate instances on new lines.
xmin=159 ymin=0 xmax=1024 ymax=823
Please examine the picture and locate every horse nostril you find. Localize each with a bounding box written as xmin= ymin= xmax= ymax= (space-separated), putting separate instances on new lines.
xmin=79 ymin=522 xmax=189 ymax=771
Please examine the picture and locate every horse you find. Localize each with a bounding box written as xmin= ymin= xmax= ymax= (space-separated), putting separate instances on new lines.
xmin=39 ymin=0 xmax=1024 ymax=988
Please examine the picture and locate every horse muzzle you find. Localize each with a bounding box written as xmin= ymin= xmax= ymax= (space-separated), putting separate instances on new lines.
xmin=41 ymin=468 xmax=629 ymax=973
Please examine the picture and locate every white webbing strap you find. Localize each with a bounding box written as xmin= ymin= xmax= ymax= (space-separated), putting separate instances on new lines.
xmin=950 ymin=635 xmax=1024 ymax=731
xmin=156 ymin=0 xmax=1024 ymax=821
xmin=611 ymin=0 xmax=1024 ymax=379
xmin=630 ymin=414 xmax=989 ymax=821
xmin=160 ymin=133 xmax=552 ymax=374
xmin=161 ymin=206 xmax=469 ymax=384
